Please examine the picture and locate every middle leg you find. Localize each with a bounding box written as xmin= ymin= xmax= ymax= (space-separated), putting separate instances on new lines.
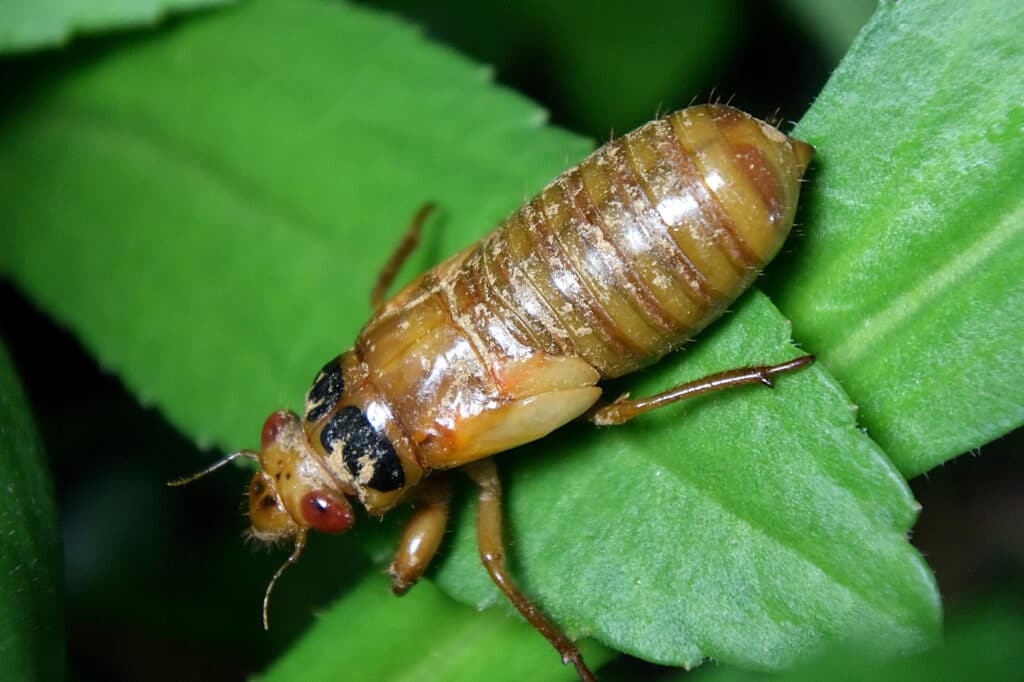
xmin=371 ymin=203 xmax=437 ymax=310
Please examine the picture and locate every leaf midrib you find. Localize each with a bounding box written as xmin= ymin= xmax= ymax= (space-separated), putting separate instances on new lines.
xmin=829 ymin=199 xmax=1023 ymax=368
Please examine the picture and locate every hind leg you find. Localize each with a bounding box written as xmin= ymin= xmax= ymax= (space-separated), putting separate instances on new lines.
xmin=465 ymin=459 xmax=596 ymax=682
xmin=589 ymin=355 xmax=814 ymax=425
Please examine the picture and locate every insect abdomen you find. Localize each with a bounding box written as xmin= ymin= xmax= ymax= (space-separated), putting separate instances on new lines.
xmin=349 ymin=104 xmax=812 ymax=481
xmin=474 ymin=104 xmax=813 ymax=378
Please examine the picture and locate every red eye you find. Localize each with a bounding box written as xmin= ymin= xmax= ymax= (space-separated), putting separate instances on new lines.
xmin=300 ymin=491 xmax=355 ymax=534
xmin=262 ymin=410 xmax=298 ymax=449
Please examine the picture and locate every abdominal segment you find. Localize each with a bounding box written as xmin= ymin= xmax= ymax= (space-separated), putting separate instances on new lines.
xmin=355 ymin=105 xmax=811 ymax=470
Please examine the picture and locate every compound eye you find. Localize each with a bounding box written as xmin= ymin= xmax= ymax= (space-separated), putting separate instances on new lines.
xmin=300 ymin=490 xmax=355 ymax=534
xmin=262 ymin=410 xmax=299 ymax=449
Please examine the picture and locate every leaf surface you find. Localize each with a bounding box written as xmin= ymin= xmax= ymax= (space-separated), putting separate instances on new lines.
xmin=258 ymin=572 xmax=613 ymax=682
xmin=433 ymin=293 xmax=938 ymax=667
xmin=687 ymin=600 xmax=1024 ymax=682
xmin=768 ymin=0 xmax=1024 ymax=476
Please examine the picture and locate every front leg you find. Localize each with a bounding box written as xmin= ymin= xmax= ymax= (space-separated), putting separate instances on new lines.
xmin=388 ymin=474 xmax=451 ymax=596
xmin=464 ymin=459 xmax=596 ymax=682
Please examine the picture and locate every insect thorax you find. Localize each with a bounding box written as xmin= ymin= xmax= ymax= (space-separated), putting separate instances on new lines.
xmin=302 ymin=351 xmax=425 ymax=514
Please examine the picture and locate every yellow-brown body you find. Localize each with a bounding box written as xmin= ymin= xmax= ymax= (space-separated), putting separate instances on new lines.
xmin=175 ymin=104 xmax=814 ymax=681
xmin=301 ymin=104 xmax=813 ymax=515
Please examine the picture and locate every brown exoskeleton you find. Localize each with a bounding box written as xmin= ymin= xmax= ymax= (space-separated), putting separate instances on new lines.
xmin=172 ymin=105 xmax=815 ymax=681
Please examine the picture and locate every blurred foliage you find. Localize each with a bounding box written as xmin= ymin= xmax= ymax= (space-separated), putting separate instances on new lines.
xmin=356 ymin=0 xmax=745 ymax=140
xmin=0 ymin=341 xmax=64 ymax=681
xmin=779 ymin=0 xmax=877 ymax=61
xmin=0 ymin=0 xmax=232 ymax=54
xmin=356 ymin=0 xmax=850 ymax=140
xmin=0 ymin=0 xmax=1021 ymax=680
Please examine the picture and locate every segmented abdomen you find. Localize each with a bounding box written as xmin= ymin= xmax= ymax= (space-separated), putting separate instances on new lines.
xmin=452 ymin=104 xmax=813 ymax=378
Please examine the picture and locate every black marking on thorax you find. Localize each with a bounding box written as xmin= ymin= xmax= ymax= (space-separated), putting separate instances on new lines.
xmin=306 ymin=356 xmax=345 ymax=423
xmin=319 ymin=406 xmax=404 ymax=492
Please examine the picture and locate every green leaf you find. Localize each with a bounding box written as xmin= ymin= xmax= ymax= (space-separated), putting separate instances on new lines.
xmin=259 ymin=572 xmax=613 ymax=682
xmin=0 ymin=340 xmax=64 ymax=681
xmin=0 ymin=0 xmax=939 ymax=673
xmin=0 ymin=0 xmax=234 ymax=55
xmin=433 ymin=293 xmax=938 ymax=667
xmin=768 ymin=0 xmax=1024 ymax=477
xmin=686 ymin=599 xmax=1024 ymax=682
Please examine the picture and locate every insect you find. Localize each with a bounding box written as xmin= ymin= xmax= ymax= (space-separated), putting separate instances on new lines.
xmin=172 ymin=104 xmax=814 ymax=681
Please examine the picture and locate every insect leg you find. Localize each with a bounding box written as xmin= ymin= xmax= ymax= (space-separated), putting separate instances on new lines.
xmin=465 ymin=459 xmax=596 ymax=682
xmin=371 ymin=203 xmax=436 ymax=309
xmin=589 ymin=354 xmax=815 ymax=426
xmin=388 ymin=474 xmax=452 ymax=596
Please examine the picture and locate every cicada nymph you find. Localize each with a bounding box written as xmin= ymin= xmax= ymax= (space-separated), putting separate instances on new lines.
xmin=172 ymin=104 xmax=815 ymax=681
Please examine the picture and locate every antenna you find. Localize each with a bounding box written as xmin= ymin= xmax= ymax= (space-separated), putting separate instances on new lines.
xmin=263 ymin=531 xmax=308 ymax=630
xmin=167 ymin=450 xmax=259 ymax=487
